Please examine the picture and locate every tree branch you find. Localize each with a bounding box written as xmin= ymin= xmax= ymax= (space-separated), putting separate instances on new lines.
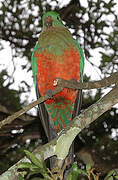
xmin=54 ymin=71 xmax=118 ymax=90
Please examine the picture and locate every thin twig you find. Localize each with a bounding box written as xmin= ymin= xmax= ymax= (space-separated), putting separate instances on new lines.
xmin=55 ymin=71 xmax=118 ymax=90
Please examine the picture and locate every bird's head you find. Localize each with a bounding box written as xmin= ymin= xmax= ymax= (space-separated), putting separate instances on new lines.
xmin=42 ymin=11 xmax=64 ymax=30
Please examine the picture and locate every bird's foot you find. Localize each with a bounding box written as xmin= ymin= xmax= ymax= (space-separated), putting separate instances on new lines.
xmin=45 ymin=89 xmax=53 ymax=98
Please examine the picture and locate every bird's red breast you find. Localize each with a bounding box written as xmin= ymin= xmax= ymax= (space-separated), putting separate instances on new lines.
xmin=34 ymin=46 xmax=80 ymax=104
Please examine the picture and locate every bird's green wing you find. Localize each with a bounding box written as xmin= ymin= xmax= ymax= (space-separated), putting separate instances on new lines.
xmin=31 ymin=42 xmax=50 ymax=140
xmin=76 ymin=41 xmax=84 ymax=78
xmin=31 ymin=42 xmax=39 ymax=89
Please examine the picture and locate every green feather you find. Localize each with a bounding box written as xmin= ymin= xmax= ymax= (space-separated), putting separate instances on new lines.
xmin=31 ymin=42 xmax=39 ymax=88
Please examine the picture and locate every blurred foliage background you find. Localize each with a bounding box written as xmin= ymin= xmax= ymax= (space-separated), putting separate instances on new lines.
xmin=0 ymin=0 xmax=118 ymax=178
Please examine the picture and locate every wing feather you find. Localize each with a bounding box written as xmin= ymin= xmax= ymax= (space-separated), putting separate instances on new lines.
xmin=32 ymin=43 xmax=50 ymax=139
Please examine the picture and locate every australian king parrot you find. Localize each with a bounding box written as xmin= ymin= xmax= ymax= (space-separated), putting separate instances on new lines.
xmin=31 ymin=11 xmax=84 ymax=172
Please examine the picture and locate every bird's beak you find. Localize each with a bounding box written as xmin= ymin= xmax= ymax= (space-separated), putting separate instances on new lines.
xmin=45 ymin=16 xmax=52 ymax=28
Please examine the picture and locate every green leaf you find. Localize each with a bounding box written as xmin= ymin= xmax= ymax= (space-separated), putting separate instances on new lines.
xmin=104 ymin=171 xmax=113 ymax=180
xmin=78 ymin=169 xmax=87 ymax=176
xmin=105 ymin=169 xmax=118 ymax=180
xmin=66 ymin=164 xmax=79 ymax=180
xmin=24 ymin=150 xmax=44 ymax=169
xmin=27 ymin=170 xmax=42 ymax=179
xmin=71 ymin=164 xmax=79 ymax=180
xmin=17 ymin=174 xmax=24 ymax=180
xmin=17 ymin=162 xmax=39 ymax=171
xmin=106 ymin=177 xmax=113 ymax=180
xmin=17 ymin=161 xmax=50 ymax=179
xmin=65 ymin=173 xmax=72 ymax=180
xmin=114 ymin=175 xmax=118 ymax=179
xmin=86 ymin=163 xmax=92 ymax=172
xmin=24 ymin=150 xmax=50 ymax=179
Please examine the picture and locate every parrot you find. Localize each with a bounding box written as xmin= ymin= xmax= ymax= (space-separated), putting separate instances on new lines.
xmin=31 ymin=11 xmax=84 ymax=176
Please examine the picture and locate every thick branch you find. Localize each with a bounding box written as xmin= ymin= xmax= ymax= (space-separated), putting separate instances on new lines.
xmin=0 ymin=72 xmax=118 ymax=129
xmin=0 ymin=86 xmax=118 ymax=179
